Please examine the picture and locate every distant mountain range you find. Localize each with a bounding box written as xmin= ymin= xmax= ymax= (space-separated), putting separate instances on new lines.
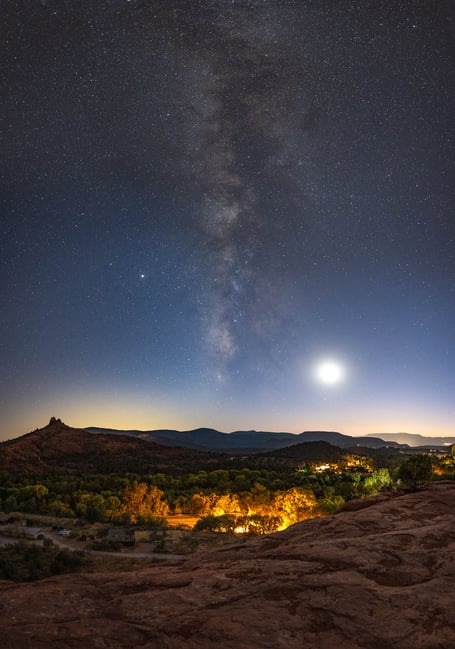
xmin=85 ymin=426 xmax=420 ymax=453
xmin=367 ymin=432 xmax=455 ymax=447
xmin=0 ymin=419 xmax=371 ymax=474
xmin=86 ymin=426 xmax=455 ymax=453
xmin=2 ymin=420 xmax=452 ymax=476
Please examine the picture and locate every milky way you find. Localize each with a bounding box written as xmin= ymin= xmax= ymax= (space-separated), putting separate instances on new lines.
xmin=152 ymin=2 xmax=320 ymax=373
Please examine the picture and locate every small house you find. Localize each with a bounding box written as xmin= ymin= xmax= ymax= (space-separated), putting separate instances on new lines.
xmin=18 ymin=526 xmax=44 ymax=540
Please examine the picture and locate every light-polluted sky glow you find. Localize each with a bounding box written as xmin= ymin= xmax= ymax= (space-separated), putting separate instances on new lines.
xmin=1 ymin=1 xmax=454 ymax=441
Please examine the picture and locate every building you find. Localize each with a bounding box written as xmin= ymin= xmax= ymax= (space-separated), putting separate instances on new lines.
xmin=7 ymin=524 xmax=44 ymax=540
xmin=23 ymin=526 xmax=44 ymax=540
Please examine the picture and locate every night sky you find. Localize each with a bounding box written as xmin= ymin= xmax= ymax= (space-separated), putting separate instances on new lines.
xmin=1 ymin=1 xmax=454 ymax=440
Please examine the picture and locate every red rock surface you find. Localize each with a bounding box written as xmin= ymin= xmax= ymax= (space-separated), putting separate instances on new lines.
xmin=1 ymin=481 xmax=454 ymax=648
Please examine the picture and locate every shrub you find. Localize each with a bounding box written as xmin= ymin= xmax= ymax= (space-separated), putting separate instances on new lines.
xmin=0 ymin=557 xmax=18 ymax=579
xmin=50 ymin=550 xmax=83 ymax=575
xmin=398 ymin=454 xmax=433 ymax=491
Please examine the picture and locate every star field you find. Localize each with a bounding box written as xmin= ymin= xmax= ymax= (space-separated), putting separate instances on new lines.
xmin=1 ymin=1 xmax=454 ymax=439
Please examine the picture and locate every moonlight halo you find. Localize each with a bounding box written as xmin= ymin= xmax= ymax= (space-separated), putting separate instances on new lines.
xmin=315 ymin=360 xmax=345 ymax=385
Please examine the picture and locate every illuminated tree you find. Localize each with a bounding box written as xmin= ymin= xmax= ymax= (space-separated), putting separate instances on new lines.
xmin=362 ymin=468 xmax=392 ymax=496
xmin=242 ymin=514 xmax=282 ymax=535
xmin=340 ymin=454 xmax=374 ymax=472
xmin=120 ymin=481 xmax=169 ymax=523
xmin=243 ymin=483 xmax=273 ymax=516
xmin=274 ymin=487 xmax=318 ymax=525
xmin=212 ymin=493 xmax=242 ymax=516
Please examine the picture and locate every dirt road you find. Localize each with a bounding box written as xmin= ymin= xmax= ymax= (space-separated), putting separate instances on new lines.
xmin=1 ymin=528 xmax=186 ymax=562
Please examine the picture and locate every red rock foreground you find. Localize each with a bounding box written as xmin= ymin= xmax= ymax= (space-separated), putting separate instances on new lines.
xmin=1 ymin=482 xmax=454 ymax=649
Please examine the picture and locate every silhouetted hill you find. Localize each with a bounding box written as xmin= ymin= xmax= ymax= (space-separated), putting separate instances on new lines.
xmin=87 ymin=426 xmax=234 ymax=451
xmin=295 ymin=431 xmax=403 ymax=449
xmin=0 ymin=418 xmax=217 ymax=474
xmin=259 ymin=440 xmax=347 ymax=464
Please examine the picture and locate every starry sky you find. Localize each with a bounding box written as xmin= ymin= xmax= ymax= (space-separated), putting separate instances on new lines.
xmin=1 ymin=0 xmax=454 ymax=441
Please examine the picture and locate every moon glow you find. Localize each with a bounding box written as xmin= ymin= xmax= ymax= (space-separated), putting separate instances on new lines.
xmin=315 ymin=360 xmax=344 ymax=385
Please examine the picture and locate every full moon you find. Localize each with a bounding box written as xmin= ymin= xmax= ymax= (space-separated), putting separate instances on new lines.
xmin=315 ymin=360 xmax=344 ymax=385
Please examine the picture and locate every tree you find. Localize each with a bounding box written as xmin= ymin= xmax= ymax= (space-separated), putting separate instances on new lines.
xmin=212 ymin=493 xmax=242 ymax=517
xmin=243 ymin=483 xmax=273 ymax=516
xmin=274 ymin=487 xmax=317 ymax=525
xmin=104 ymin=495 xmax=121 ymax=521
xmin=3 ymin=494 xmax=18 ymax=513
xmin=362 ymin=468 xmax=392 ymax=496
xmin=241 ymin=514 xmax=282 ymax=535
xmin=85 ymin=495 xmax=107 ymax=522
xmin=316 ymin=495 xmax=345 ymax=515
xmin=193 ymin=514 xmax=236 ymax=533
xmin=16 ymin=485 xmax=49 ymax=513
xmin=187 ymin=493 xmax=211 ymax=516
xmin=398 ymin=454 xmax=433 ymax=491
xmin=120 ymin=481 xmax=168 ymax=523
xmin=47 ymin=499 xmax=74 ymax=517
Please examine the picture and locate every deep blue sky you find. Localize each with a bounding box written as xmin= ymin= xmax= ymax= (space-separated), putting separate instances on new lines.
xmin=1 ymin=0 xmax=454 ymax=440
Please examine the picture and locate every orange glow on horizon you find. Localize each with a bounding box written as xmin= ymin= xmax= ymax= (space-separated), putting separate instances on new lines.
xmin=1 ymin=386 xmax=453 ymax=441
